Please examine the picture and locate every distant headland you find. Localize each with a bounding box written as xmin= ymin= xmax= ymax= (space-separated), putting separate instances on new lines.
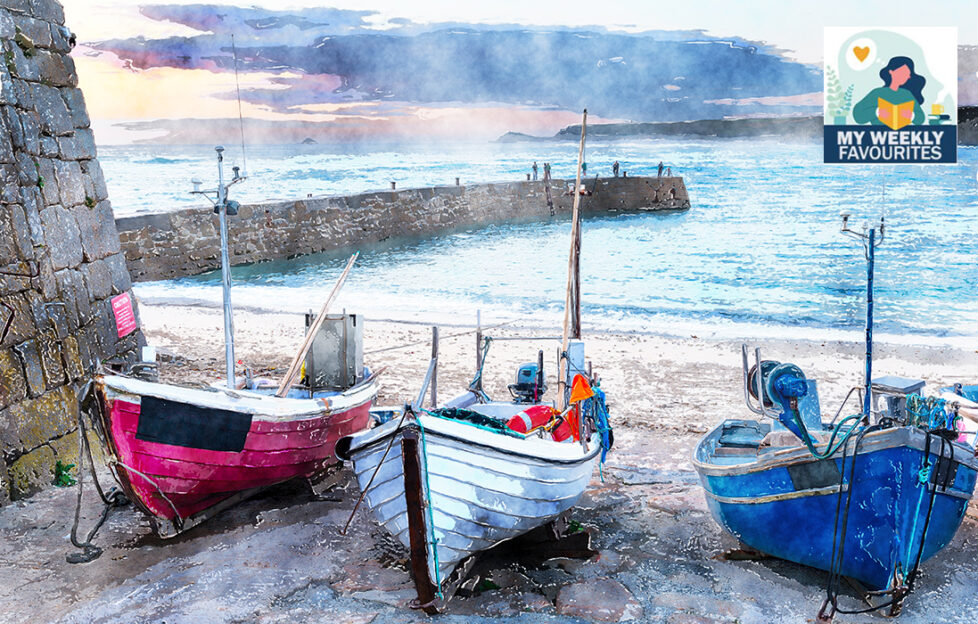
xmin=500 ymin=108 xmax=978 ymax=144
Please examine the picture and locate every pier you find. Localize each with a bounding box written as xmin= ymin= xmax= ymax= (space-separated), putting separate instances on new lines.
xmin=116 ymin=176 xmax=690 ymax=282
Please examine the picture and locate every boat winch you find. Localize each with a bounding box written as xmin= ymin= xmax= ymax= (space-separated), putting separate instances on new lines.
xmin=748 ymin=359 xmax=817 ymax=439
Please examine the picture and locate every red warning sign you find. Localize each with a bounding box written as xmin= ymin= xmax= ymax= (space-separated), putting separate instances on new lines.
xmin=111 ymin=293 xmax=137 ymax=338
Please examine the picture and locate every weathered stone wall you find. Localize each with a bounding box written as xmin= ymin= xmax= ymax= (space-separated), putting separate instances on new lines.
xmin=0 ymin=0 xmax=142 ymax=502
xmin=118 ymin=175 xmax=690 ymax=281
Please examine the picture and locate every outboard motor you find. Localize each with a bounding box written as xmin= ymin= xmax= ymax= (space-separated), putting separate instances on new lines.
xmin=509 ymin=350 xmax=547 ymax=403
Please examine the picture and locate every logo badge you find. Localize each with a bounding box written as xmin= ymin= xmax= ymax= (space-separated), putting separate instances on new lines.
xmin=823 ymin=27 xmax=957 ymax=164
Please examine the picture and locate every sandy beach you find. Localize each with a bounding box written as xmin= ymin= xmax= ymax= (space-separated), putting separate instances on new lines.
xmin=4 ymin=301 xmax=978 ymax=624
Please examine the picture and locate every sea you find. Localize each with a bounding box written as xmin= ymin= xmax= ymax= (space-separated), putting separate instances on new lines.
xmin=98 ymin=139 xmax=978 ymax=347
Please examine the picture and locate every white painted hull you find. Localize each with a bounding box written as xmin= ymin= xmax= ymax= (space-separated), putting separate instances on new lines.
xmin=341 ymin=409 xmax=601 ymax=586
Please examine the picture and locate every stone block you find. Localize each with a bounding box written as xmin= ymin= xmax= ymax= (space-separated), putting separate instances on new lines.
xmin=30 ymin=0 xmax=65 ymax=25
xmin=38 ymin=332 xmax=64 ymax=389
xmin=74 ymin=324 xmax=94 ymax=370
xmin=0 ymin=163 xmax=18 ymax=204
xmin=17 ymin=108 xmax=39 ymax=156
xmin=6 ymin=204 xmax=33 ymax=260
xmin=11 ymin=15 xmax=52 ymax=50
xmin=31 ymin=83 xmax=72 ymax=136
xmin=36 ymin=157 xmax=59 ymax=205
xmin=2 ymin=384 xmax=77 ymax=453
xmin=0 ymin=128 xmax=13 ymax=166
xmin=58 ymin=127 xmax=95 ymax=160
xmin=39 ymin=205 xmax=83 ymax=269
xmin=53 ymin=267 xmax=88 ymax=329
xmin=54 ymin=159 xmax=84 ymax=207
xmin=14 ymin=151 xmax=36 ymax=187
xmin=10 ymin=76 xmax=34 ymax=110
xmin=62 ymin=335 xmax=83 ymax=380
xmin=49 ymin=23 xmax=71 ymax=54
xmin=34 ymin=49 xmax=73 ymax=86
xmin=7 ymin=39 xmax=40 ymax=82
xmin=0 ymin=10 xmax=15 ymax=39
xmin=80 ymin=258 xmax=112 ymax=300
xmin=2 ymin=107 xmax=22 ymax=152
xmin=75 ymin=202 xmax=120 ymax=261
xmin=60 ymin=87 xmax=89 ymax=129
xmin=38 ymin=133 xmax=57 ymax=157
xmin=20 ymin=185 xmax=44 ymax=246
xmin=79 ymin=158 xmax=105 ymax=201
xmin=0 ymin=291 xmax=34 ymax=349
xmin=3 ymin=1 xmax=32 ymax=16
xmin=0 ymin=347 xmax=28 ymax=409
xmin=11 ymin=338 xmax=43 ymax=397
xmin=35 ymin=255 xmax=56 ymax=300
xmin=104 ymin=253 xmax=132 ymax=294
xmin=48 ymin=428 xmax=80 ymax=469
xmin=7 ymin=444 xmax=53 ymax=499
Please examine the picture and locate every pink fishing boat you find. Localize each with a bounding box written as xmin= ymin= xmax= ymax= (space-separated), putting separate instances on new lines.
xmin=76 ymin=146 xmax=380 ymax=539
xmin=90 ymin=371 xmax=379 ymax=537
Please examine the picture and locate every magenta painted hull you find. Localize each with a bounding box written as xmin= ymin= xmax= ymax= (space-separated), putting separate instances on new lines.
xmin=95 ymin=375 xmax=377 ymax=536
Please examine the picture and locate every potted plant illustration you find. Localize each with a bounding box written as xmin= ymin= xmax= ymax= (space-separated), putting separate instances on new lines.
xmin=826 ymin=66 xmax=854 ymax=124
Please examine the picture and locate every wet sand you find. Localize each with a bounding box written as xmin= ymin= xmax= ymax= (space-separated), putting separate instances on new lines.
xmin=2 ymin=302 xmax=978 ymax=623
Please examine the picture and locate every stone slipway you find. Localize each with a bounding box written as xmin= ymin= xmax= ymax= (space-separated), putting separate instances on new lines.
xmin=2 ymin=430 xmax=977 ymax=624
xmin=116 ymin=176 xmax=690 ymax=282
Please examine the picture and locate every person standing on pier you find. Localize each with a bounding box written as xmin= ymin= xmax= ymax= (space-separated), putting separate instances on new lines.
xmin=666 ymin=166 xmax=671 ymax=177
xmin=582 ymin=161 xmax=588 ymax=177
xmin=613 ymin=160 xmax=619 ymax=177
xmin=543 ymin=162 xmax=551 ymax=181
xmin=532 ymin=161 xmax=538 ymax=180
xmin=657 ymin=161 xmax=664 ymax=177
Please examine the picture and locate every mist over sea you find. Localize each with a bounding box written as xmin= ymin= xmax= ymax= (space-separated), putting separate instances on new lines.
xmin=102 ymin=139 xmax=978 ymax=345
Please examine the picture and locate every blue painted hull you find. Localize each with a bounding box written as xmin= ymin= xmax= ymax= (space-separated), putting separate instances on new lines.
xmin=694 ymin=423 xmax=977 ymax=591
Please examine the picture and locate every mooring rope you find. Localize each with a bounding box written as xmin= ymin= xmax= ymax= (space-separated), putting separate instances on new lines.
xmin=67 ymin=386 xmax=128 ymax=564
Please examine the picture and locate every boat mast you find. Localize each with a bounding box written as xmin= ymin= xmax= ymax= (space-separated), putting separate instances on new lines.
xmin=559 ymin=109 xmax=587 ymax=410
xmin=191 ymin=146 xmax=245 ymax=388
xmin=841 ymin=214 xmax=884 ymax=420
xmin=215 ymin=147 xmax=236 ymax=388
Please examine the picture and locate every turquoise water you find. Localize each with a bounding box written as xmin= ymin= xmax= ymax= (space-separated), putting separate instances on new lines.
xmin=102 ymin=140 xmax=978 ymax=343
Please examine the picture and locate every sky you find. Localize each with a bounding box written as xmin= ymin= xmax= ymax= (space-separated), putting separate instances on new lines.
xmin=63 ymin=0 xmax=978 ymax=64
xmin=58 ymin=1 xmax=978 ymax=143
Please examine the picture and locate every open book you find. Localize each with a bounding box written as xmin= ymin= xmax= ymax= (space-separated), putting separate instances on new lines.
xmin=878 ymin=97 xmax=915 ymax=130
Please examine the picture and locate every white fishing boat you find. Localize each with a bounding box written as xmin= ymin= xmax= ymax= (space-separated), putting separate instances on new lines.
xmin=336 ymin=110 xmax=612 ymax=612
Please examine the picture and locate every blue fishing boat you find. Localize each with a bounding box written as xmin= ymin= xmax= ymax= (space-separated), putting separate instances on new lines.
xmin=692 ymin=216 xmax=978 ymax=620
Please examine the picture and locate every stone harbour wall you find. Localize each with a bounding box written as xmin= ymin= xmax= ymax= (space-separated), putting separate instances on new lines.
xmin=118 ymin=175 xmax=690 ymax=282
xmin=0 ymin=0 xmax=142 ymax=502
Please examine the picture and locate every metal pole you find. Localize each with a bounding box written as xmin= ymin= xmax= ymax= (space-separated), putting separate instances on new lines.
xmin=863 ymin=228 xmax=875 ymax=419
xmin=216 ymin=146 xmax=236 ymax=388
xmin=475 ymin=309 xmax=482 ymax=379
xmin=430 ymin=326 xmax=439 ymax=407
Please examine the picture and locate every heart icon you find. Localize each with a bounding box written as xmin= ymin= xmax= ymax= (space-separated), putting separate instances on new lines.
xmin=853 ymin=46 xmax=870 ymax=62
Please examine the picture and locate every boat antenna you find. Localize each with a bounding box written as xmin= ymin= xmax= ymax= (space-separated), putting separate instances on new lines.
xmin=559 ymin=108 xmax=587 ymax=410
xmin=231 ymin=34 xmax=248 ymax=177
xmin=841 ymin=212 xmax=886 ymax=421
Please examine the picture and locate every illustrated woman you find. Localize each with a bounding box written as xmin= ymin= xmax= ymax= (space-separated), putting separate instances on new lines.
xmin=852 ymin=56 xmax=925 ymax=127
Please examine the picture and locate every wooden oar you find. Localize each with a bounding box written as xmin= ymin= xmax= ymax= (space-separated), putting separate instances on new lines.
xmin=276 ymin=253 xmax=358 ymax=397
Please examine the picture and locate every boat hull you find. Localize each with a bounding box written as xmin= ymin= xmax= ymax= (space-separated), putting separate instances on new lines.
xmin=694 ymin=422 xmax=978 ymax=591
xmin=340 ymin=411 xmax=601 ymax=590
xmin=95 ymin=374 xmax=377 ymax=537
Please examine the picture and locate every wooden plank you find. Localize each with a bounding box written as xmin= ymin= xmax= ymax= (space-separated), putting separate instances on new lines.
xmin=402 ymin=429 xmax=441 ymax=614
xmin=276 ymin=253 xmax=358 ymax=396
